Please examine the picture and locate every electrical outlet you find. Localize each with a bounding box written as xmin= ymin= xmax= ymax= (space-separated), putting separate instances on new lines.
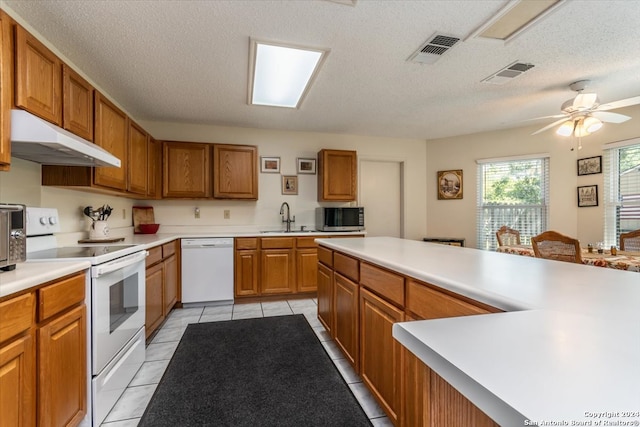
xmin=224 ymin=209 xmax=230 ymax=219
xmin=195 ymin=207 xmax=200 ymax=219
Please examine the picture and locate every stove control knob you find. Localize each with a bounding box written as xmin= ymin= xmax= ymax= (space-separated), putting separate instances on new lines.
xmin=48 ymin=217 xmax=57 ymax=225
xmin=39 ymin=216 xmax=48 ymax=225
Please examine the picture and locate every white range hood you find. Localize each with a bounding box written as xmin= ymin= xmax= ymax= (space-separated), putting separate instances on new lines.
xmin=10 ymin=109 xmax=121 ymax=167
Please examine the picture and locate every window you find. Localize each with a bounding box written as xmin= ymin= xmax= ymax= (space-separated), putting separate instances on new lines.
xmin=476 ymin=155 xmax=549 ymax=250
xmin=603 ymin=138 xmax=640 ymax=247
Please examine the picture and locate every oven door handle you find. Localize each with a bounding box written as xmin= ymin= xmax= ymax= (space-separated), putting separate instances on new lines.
xmin=92 ymin=250 xmax=148 ymax=278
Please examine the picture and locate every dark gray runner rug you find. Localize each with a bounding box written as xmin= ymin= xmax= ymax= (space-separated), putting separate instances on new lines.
xmin=139 ymin=314 xmax=372 ymax=426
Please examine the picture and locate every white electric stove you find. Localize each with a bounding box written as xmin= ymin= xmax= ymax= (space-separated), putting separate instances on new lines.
xmin=26 ymin=207 xmax=147 ymax=426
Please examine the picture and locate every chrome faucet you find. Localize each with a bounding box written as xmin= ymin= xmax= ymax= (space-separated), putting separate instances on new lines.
xmin=279 ymin=202 xmax=295 ymax=232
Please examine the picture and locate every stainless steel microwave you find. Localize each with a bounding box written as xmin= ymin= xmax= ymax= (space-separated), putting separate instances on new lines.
xmin=316 ymin=207 xmax=364 ymax=232
xmin=0 ymin=204 xmax=26 ymax=271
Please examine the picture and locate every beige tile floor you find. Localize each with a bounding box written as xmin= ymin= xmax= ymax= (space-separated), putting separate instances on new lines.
xmin=100 ymin=298 xmax=392 ymax=427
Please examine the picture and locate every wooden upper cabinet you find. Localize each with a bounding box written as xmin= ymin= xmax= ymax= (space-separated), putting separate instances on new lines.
xmin=147 ymin=137 xmax=162 ymax=199
xmin=15 ymin=25 xmax=62 ymax=126
xmin=127 ymin=120 xmax=148 ymax=195
xmin=62 ymin=65 xmax=93 ymax=141
xmin=163 ymin=141 xmax=211 ymax=198
xmin=94 ymin=92 xmax=128 ymax=191
xmin=318 ymin=149 xmax=357 ymax=201
xmin=213 ymin=144 xmax=258 ymax=199
xmin=0 ymin=12 xmax=12 ymax=170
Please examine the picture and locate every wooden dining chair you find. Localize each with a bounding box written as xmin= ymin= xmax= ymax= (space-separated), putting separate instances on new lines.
xmin=620 ymin=229 xmax=640 ymax=251
xmin=531 ymin=231 xmax=582 ymax=264
xmin=495 ymin=226 xmax=521 ymax=246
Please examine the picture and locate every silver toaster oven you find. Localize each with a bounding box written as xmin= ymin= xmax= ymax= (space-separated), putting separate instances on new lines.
xmin=0 ymin=204 xmax=26 ymax=271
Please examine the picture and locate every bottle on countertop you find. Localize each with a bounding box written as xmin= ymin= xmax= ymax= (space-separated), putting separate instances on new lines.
xmin=611 ymin=246 xmax=617 ymax=256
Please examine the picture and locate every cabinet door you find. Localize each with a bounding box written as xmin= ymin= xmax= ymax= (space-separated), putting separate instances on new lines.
xmin=15 ymin=25 xmax=62 ymax=125
xmin=164 ymin=254 xmax=178 ymax=315
xmin=317 ymin=262 xmax=333 ymax=334
xmin=317 ymin=149 xmax=357 ymax=201
xmin=333 ymin=272 xmax=359 ymax=371
xmin=94 ymin=92 xmax=128 ymax=190
xmin=62 ymin=64 xmax=94 ymax=141
xmin=213 ymin=144 xmax=258 ymax=199
xmin=235 ymin=249 xmax=259 ymax=297
xmin=296 ymin=248 xmax=318 ymax=292
xmin=38 ymin=305 xmax=86 ymax=427
xmin=145 ymin=262 xmax=164 ymax=339
xmin=163 ymin=141 xmax=211 ymax=198
xmin=127 ymin=120 xmax=148 ymax=195
xmin=360 ymin=288 xmax=404 ymax=425
xmin=147 ymin=137 xmax=162 ymax=199
xmin=0 ymin=334 xmax=35 ymax=427
xmin=0 ymin=12 xmax=12 ymax=169
xmin=260 ymin=249 xmax=294 ymax=294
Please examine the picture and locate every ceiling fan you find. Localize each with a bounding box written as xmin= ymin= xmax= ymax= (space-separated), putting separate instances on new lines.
xmin=530 ymin=80 xmax=640 ymax=137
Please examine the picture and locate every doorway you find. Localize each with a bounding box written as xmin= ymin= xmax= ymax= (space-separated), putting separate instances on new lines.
xmin=359 ymin=159 xmax=404 ymax=237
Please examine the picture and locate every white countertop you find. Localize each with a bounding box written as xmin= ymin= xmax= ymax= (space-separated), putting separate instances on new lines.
xmin=316 ymin=237 xmax=640 ymax=424
xmin=0 ymin=260 xmax=91 ymax=298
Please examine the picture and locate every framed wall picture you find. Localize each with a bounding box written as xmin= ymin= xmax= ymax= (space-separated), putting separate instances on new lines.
xmin=578 ymin=185 xmax=598 ymax=207
xmin=297 ymin=157 xmax=316 ymax=174
xmin=577 ymin=155 xmax=602 ymax=176
xmin=437 ymin=170 xmax=463 ymax=200
xmin=282 ymin=175 xmax=298 ymax=195
xmin=260 ymin=156 xmax=281 ymax=173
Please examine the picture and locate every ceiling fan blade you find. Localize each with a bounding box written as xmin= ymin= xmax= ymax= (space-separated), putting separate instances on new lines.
xmin=573 ymin=93 xmax=598 ymax=109
xmin=531 ymin=117 xmax=570 ymax=135
xmin=598 ymin=95 xmax=640 ymax=111
xmin=591 ymin=111 xmax=631 ymax=123
xmin=521 ymin=114 xmax=566 ymax=122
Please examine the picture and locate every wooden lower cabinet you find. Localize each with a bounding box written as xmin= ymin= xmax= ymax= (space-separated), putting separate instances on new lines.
xmin=296 ymin=248 xmax=318 ymax=292
xmin=38 ymin=305 xmax=86 ymax=427
xmin=0 ymin=334 xmax=35 ymax=427
xmin=317 ymin=262 xmax=333 ymax=333
xmin=235 ymin=249 xmax=259 ymax=296
xmin=333 ymin=272 xmax=358 ymax=370
xmin=261 ymin=248 xmax=294 ymax=294
xmin=360 ymin=287 xmax=404 ymax=425
xmin=145 ymin=262 xmax=164 ymax=339
xmin=145 ymin=241 xmax=180 ymax=338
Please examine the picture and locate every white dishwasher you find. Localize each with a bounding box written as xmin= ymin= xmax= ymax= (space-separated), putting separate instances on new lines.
xmin=181 ymin=238 xmax=234 ymax=305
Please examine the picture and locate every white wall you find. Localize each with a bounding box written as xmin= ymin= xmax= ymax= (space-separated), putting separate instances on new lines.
xmin=139 ymin=121 xmax=428 ymax=239
xmin=0 ymin=126 xmax=428 ymax=241
xmin=425 ymin=104 xmax=640 ymax=248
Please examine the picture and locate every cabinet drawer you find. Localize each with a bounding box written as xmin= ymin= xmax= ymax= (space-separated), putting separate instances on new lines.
xmin=146 ymin=246 xmax=163 ymax=266
xmin=297 ymin=236 xmax=324 ymax=248
xmin=261 ymin=237 xmax=294 ymax=249
xmin=38 ymin=273 xmax=85 ymax=321
xmin=0 ymin=292 xmax=34 ymax=343
xmin=334 ymin=252 xmax=359 ymax=282
xmin=360 ymin=262 xmax=404 ymax=307
xmin=317 ymin=246 xmax=333 ymax=267
xmin=236 ymin=237 xmax=258 ymax=250
xmin=406 ymin=280 xmax=495 ymax=319
xmin=162 ymin=240 xmax=177 ymax=258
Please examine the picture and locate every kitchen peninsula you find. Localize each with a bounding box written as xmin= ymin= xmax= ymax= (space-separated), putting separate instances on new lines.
xmin=316 ymin=236 xmax=640 ymax=426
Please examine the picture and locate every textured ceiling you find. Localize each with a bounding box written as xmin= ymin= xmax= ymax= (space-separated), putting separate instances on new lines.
xmin=3 ymin=0 xmax=640 ymax=140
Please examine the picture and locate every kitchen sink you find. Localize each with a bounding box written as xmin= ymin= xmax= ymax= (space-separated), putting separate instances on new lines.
xmin=260 ymin=230 xmax=316 ymax=234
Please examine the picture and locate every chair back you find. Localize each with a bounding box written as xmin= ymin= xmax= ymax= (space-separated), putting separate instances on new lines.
xmin=620 ymin=229 xmax=640 ymax=251
xmin=496 ymin=226 xmax=521 ymax=246
xmin=531 ymin=231 xmax=582 ymax=264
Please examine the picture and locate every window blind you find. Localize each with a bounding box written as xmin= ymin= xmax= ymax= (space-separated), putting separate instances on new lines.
xmin=603 ymin=142 xmax=640 ymax=247
xmin=476 ymin=156 xmax=549 ymax=250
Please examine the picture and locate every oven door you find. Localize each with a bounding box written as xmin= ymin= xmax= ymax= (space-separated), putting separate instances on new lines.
xmin=92 ymin=250 xmax=147 ymax=375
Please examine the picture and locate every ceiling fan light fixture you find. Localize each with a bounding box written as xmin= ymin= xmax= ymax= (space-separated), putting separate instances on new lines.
xmin=556 ymin=120 xmax=575 ymax=137
xmin=583 ymin=116 xmax=603 ymax=133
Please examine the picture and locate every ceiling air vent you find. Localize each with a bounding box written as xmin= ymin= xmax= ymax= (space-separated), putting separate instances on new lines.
xmin=482 ymin=61 xmax=535 ymax=85
xmin=408 ymin=33 xmax=461 ymax=65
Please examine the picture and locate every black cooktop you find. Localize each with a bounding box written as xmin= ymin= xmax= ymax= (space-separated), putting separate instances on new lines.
xmin=27 ymin=245 xmax=138 ymax=260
